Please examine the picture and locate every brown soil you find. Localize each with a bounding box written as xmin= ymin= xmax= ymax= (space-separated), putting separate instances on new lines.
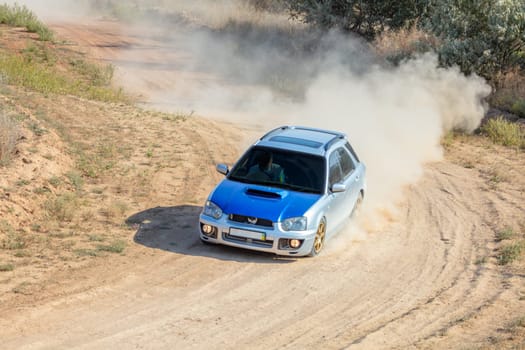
xmin=1 ymin=19 xmax=524 ymax=349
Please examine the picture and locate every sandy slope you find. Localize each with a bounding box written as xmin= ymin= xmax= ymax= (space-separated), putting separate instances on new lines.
xmin=1 ymin=19 xmax=524 ymax=349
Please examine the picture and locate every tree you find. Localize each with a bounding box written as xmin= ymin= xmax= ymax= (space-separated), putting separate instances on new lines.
xmin=284 ymin=0 xmax=525 ymax=80
xmin=285 ymin=0 xmax=427 ymax=39
xmin=426 ymin=0 xmax=525 ymax=79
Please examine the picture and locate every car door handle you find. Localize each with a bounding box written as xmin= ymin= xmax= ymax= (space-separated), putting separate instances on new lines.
xmin=355 ymin=176 xmax=359 ymax=181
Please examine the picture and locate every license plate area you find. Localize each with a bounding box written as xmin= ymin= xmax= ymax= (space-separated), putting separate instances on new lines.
xmin=230 ymin=228 xmax=266 ymax=241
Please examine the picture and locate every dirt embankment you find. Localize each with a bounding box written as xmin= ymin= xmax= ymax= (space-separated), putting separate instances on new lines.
xmin=0 ymin=19 xmax=524 ymax=349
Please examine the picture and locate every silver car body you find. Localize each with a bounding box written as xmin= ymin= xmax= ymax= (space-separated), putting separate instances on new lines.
xmin=199 ymin=126 xmax=366 ymax=257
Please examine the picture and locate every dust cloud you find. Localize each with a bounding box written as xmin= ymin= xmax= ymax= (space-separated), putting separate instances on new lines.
xmin=17 ymin=1 xmax=491 ymax=237
xmin=2 ymin=0 xmax=91 ymax=20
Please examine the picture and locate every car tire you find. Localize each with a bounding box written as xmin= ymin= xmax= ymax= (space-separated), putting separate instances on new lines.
xmin=309 ymin=218 xmax=326 ymax=257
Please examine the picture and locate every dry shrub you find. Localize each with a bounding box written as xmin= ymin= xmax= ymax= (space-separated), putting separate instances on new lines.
xmin=246 ymin=0 xmax=286 ymax=12
xmin=101 ymin=201 xmax=128 ymax=222
xmin=481 ymin=117 xmax=525 ymax=149
xmin=494 ymin=69 xmax=525 ymax=97
xmin=373 ymin=26 xmax=439 ymax=63
xmin=0 ymin=113 xmax=20 ymax=165
xmin=490 ymin=69 xmax=525 ymax=118
xmin=44 ymin=193 xmax=80 ymax=222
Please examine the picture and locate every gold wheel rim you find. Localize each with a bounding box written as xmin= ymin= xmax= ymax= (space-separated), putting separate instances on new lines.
xmin=313 ymin=220 xmax=326 ymax=253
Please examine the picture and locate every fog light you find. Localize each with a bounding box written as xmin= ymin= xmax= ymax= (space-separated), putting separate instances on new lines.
xmin=289 ymin=239 xmax=301 ymax=248
xmin=202 ymin=224 xmax=213 ymax=235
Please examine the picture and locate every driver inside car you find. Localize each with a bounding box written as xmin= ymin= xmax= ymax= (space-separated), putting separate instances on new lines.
xmin=246 ymin=151 xmax=285 ymax=183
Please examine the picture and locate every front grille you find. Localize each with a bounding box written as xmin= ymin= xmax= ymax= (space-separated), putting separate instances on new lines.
xmin=223 ymin=232 xmax=274 ymax=247
xmin=229 ymin=214 xmax=273 ymax=228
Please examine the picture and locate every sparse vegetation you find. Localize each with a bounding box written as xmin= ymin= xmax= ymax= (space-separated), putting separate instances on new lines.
xmin=88 ymin=234 xmax=105 ymax=242
xmin=480 ymin=117 xmax=525 ymax=149
xmin=475 ymin=256 xmax=487 ymax=265
xmin=74 ymin=248 xmax=101 ymax=257
xmin=69 ymin=59 xmax=115 ymax=86
xmin=12 ymin=281 xmax=31 ymax=294
xmin=74 ymin=143 xmax=118 ymax=179
xmin=0 ymin=113 xmax=20 ymax=165
xmin=0 ymin=52 xmax=126 ymax=102
xmin=101 ymin=201 xmax=128 ymax=221
xmin=27 ymin=121 xmax=46 ymax=136
xmin=44 ymin=193 xmax=80 ymax=222
xmin=96 ymin=240 xmax=126 ymax=254
xmin=1 ymin=221 xmax=27 ymax=250
xmin=497 ymin=242 xmax=525 ymax=265
xmin=0 ymin=263 xmax=14 ymax=271
xmin=496 ymin=227 xmax=516 ymax=242
xmin=0 ymin=3 xmax=53 ymax=41
xmin=66 ymin=171 xmax=84 ymax=191
xmin=48 ymin=176 xmax=61 ymax=187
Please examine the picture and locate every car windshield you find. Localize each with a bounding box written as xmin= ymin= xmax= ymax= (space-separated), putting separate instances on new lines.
xmin=228 ymin=146 xmax=326 ymax=194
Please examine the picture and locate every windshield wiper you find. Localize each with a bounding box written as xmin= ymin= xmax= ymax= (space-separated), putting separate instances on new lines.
xmin=265 ymin=182 xmax=319 ymax=194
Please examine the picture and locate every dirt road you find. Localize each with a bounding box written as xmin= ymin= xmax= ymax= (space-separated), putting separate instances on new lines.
xmin=2 ymin=19 xmax=524 ymax=349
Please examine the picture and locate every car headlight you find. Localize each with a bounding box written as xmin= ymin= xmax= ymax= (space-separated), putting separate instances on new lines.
xmin=282 ymin=216 xmax=307 ymax=231
xmin=203 ymin=201 xmax=223 ymax=219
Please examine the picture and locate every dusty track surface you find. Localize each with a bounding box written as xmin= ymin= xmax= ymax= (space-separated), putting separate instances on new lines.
xmin=2 ymin=19 xmax=525 ymax=349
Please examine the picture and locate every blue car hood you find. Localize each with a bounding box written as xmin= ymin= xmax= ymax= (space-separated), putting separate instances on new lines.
xmin=210 ymin=179 xmax=321 ymax=222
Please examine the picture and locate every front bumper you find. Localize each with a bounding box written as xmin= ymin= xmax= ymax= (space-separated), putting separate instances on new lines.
xmin=199 ymin=213 xmax=316 ymax=257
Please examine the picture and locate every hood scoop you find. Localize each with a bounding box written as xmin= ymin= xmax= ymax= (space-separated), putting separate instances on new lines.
xmin=246 ymin=188 xmax=281 ymax=199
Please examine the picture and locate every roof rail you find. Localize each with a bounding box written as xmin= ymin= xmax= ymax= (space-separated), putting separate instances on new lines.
xmin=259 ymin=126 xmax=289 ymax=140
xmin=291 ymin=126 xmax=345 ymax=138
xmin=324 ymin=135 xmax=345 ymax=151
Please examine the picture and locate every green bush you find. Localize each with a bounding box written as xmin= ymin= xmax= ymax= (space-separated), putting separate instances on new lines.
xmin=286 ymin=0 xmax=425 ymax=40
xmin=511 ymin=99 xmax=525 ymax=118
xmin=428 ymin=0 xmax=525 ymax=80
xmin=0 ymin=3 xmax=53 ymax=41
xmin=481 ymin=117 xmax=525 ymax=148
xmin=284 ymin=0 xmax=525 ymax=80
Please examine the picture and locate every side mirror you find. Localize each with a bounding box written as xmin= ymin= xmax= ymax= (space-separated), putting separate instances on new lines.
xmin=331 ymin=183 xmax=346 ymax=193
xmin=216 ymin=163 xmax=229 ymax=175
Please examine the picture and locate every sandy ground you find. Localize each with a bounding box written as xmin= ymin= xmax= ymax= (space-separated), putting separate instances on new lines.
xmin=1 ymin=19 xmax=524 ymax=349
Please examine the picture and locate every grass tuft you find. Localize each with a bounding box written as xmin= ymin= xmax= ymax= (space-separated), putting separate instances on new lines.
xmin=1 ymin=221 xmax=27 ymax=250
xmin=0 ymin=263 xmax=14 ymax=272
xmin=480 ymin=117 xmax=525 ymax=149
xmin=97 ymin=240 xmax=126 ymax=254
xmin=74 ymin=248 xmax=101 ymax=257
xmin=0 ymin=4 xmax=53 ymax=41
xmin=496 ymin=227 xmax=516 ymax=242
xmin=44 ymin=193 xmax=79 ymax=222
xmin=0 ymin=53 xmax=126 ymax=102
xmin=66 ymin=171 xmax=84 ymax=191
xmin=497 ymin=242 xmax=525 ymax=265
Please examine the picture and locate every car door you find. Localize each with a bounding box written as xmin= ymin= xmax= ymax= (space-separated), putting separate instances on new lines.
xmin=336 ymin=146 xmax=360 ymax=215
xmin=325 ymin=150 xmax=347 ymax=236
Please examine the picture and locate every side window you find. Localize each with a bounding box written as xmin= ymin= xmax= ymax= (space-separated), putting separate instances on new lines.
xmin=345 ymin=142 xmax=360 ymax=163
xmin=337 ymin=147 xmax=355 ymax=178
xmin=328 ymin=152 xmax=343 ymax=188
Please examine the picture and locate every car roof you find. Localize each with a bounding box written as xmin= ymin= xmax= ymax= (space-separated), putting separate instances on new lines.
xmin=255 ymin=126 xmax=347 ymax=156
